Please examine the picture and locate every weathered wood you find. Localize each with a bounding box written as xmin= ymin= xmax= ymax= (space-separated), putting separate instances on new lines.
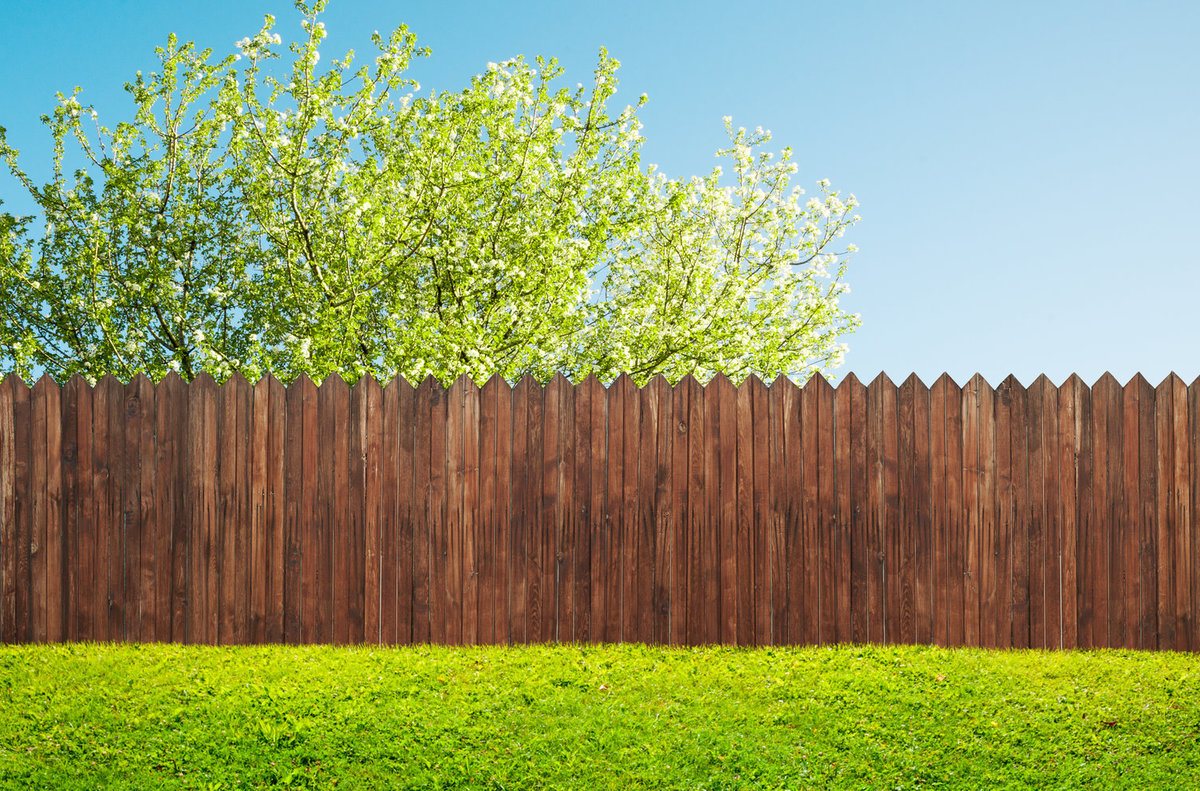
xmin=0 ymin=371 xmax=1197 ymax=651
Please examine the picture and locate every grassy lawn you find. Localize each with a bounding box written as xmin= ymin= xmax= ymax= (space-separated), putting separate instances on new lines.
xmin=1 ymin=643 xmax=1198 ymax=789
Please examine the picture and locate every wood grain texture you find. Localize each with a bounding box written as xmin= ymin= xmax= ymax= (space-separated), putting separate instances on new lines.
xmin=0 ymin=372 xmax=1195 ymax=651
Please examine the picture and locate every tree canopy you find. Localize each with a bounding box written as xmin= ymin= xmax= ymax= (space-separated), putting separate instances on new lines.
xmin=0 ymin=0 xmax=860 ymax=385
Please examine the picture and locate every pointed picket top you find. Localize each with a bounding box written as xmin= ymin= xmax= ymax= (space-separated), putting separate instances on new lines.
xmin=223 ymin=370 xmax=251 ymax=394
xmin=930 ymin=372 xmax=960 ymax=393
xmin=900 ymin=371 xmax=926 ymax=391
xmin=1093 ymin=371 xmax=1120 ymax=399
xmin=1028 ymin=373 xmax=1057 ymax=401
xmin=1154 ymin=373 xmax=1186 ymax=413
xmin=127 ymin=370 xmax=154 ymax=389
xmin=512 ymin=371 xmax=539 ymax=391
xmin=382 ymin=372 xmax=417 ymax=395
xmin=734 ymin=372 xmax=762 ymax=391
xmin=95 ymin=372 xmax=125 ymax=395
xmin=708 ymin=372 xmax=736 ymax=401
xmin=645 ymin=372 xmax=671 ymax=397
xmin=158 ymin=369 xmax=185 ymax=389
xmin=190 ymin=370 xmax=217 ymax=389
xmin=1156 ymin=371 xmax=1185 ymax=392
xmin=833 ymin=371 xmax=864 ymax=395
xmin=803 ymin=370 xmax=833 ymax=393
xmin=546 ymin=371 xmax=572 ymax=394
xmin=1123 ymin=371 xmax=1150 ymax=388
xmin=33 ymin=372 xmax=59 ymax=394
xmin=744 ymin=372 xmax=769 ymax=396
xmin=1124 ymin=372 xmax=1154 ymax=405
xmin=767 ymin=372 xmax=792 ymax=390
xmin=290 ymin=371 xmax=316 ymax=393
xmin=1029 ymin=372 xmax=1054 ymax=390
xmin=675 ymin=372 xmax=704 ymax=393
xmin=318 ymin=370 xmax=348 ymax=393
xmin=577 ymin=371 xmax=604 ymax=396
xmin=64 ymin=372 xmax=91 ymax=394
xmin=867 ymin=371 xmax=897 ymax=391
xmin=1060 ymin=372 xmax=1086 ymax=392
xmin=610 ymin=371 xmax=637 ymax=396
xmin=482 ymin=372 xmax=510 ymax=394
xmin=354 ymin=371 xmax=382 ymax=401
xmin=998 ymin=372 xmax=1022 ymax=389
xmin=255 ymin=370 xmax=285 ymax=397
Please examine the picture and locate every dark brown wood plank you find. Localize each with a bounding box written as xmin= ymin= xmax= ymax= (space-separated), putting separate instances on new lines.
xmin=427 ymin=377 xmax=450 ymax=644
xmin=1009 ymin=377 xmax=1030 ymax=649
xmin=380 ymin=377 xmax=412 ymax=644
xmin=813 ymin=375 xmax=837 ymax=645
xmin=218 ymin=374 xmax=250 ymax=644
xmin=131 ymin=375 xmax=156 ymax=643
xmin=1084 ymin=374 xmax=1113 ymax=647
xmin=799 ymin=376 xmax=821 ymax=644
xmin=1113 ymin=372 xmax=1132 ymax=648
xmin=961 ymin=375 xmax=982 ymax=647
xmin=866 ymin=374 xmax=883 ymax=644
xmin=444 ymin=376 xmax=466 ymax=645
xmin=650 ymin=375 xmax=673 ymax=645
xmin=670 ymin=377 xmax=692 ymax=645
xmin=1059 ymin=375 xmax=1085 ymax=649
xmin=508 ymin=376 xmax=533 ymax=644
xmin=154 ymin=374 xmax=185 ymax=643
xmin=412 ymin=377 xmax=435 ymax=644
xmin=1189 ymin=377 xmax=1200 ymax=651
xmin=734 ymin=377 xmax=754 ymax=646
xmin=493 ymin=376 xmax=513 ymax=645
xmin=462 ymin=376 xmax=482 ymax=646
xmin=266 ymin=375 xmax=287 ymax=643
xmin=684 ymin=375 xmax=708 ymax=645
xmin=0 ymin=377 xmax=14 ymax=642
xmin=549 ymin=374 xmax=575 ymax=643
xmin=399 ymin=377 xmax=419 ymax=645
xmin=702 ymin=374 xmax=722 ymax=645
xmin=767 ymin=377 xmax=790 ymax=645
xmin=929 ymin=375 xmax=950 ymax=646
xmin=1040 ymin=376 xmax=1062 ymax=649
xmin=299 ymin=375 xmax=320 ymax=644
xmin=712 ymin=374 xmax=737 ymax=644
xmin=912 ymin=376 xmax=933 ymax=646
xmin=4 ymin=377 xmax=32 ymax=643
xmin=1154 ymin=376 xmax=1176 ymax=650
xmin=353 ymin=375 xmax=379 ymax=645
xmin=586 ymin=375 xmax=608 ymax=644
xmin=897 ymin=375 xmax=917 ymax=645
xmin=31 ymin=376 xmax=62 ymax=643
xmin=1135 ymin=375 xmax=1157 ymax=649
xmin=1167 ymin=375 xmax=1190 ymax=652
xmin=845 ymin=375 xmax=868 ymax=644
xmin=525 ymin=375 xmax=547 ymax=643
xmin=1027 ymin=376 xmax=1049 ymax=648
xmin=283 ymin=376 xmax=310 ymax=643
xmin=61 ymin=376 xmax=90 ymax=641
xmin=750 ymin=376 xmax=772 ymax=646
xmin=250 ymin=376 xmax=270 ymax=644
xmin=571 ymin=375 xmax=595 ymax=645
xmin=617 ymin=374 xmax=641 ymax=643
xmin=479 ymin=375 xmax=502 ymax=645
xmin=29 ymin=377 xmax=47 ymax=643
xmin=993 ymin=376 xmax=1015 ymax=649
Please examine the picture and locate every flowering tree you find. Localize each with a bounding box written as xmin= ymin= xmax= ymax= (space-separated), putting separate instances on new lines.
xmin=0 ymin=0 xmax=860 ymax=385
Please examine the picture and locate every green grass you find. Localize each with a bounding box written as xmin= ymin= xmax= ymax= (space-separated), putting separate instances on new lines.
xmin=1 ymin=643 xmax=1198 ymax=789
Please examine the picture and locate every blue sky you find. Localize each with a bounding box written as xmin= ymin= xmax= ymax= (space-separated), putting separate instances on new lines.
xmin=2 ymin=0 xmax=1198 ymax=385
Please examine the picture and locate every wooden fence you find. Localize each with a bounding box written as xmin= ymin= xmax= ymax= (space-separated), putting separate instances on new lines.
xmin=0 ymin=371 xmax=1197 ymax=650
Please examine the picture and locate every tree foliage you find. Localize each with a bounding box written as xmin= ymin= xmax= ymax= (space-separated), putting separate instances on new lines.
xmin=0 ymin=0 xmax=860 ymax=384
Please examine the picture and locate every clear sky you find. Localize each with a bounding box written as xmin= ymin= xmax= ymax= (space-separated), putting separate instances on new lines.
xmin=2 ymin=0 xmax=1198 ymax=386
